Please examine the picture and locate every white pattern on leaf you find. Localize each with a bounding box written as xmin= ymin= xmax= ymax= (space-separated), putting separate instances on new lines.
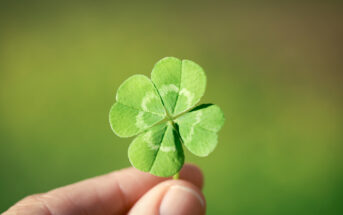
xmin=144 ymin=129 xmax=176 ymax=152
xmin=141 ymin=91 xmax=160 ymax=113
xmin=179 ymin=88 xmax=194 ymax=108
xmin=135 ymin=111 xmax=149 ymax=129
xmin=160 ymin=145 xmax=176 ymax=152
xmin=159 ymin=84 xmax=179 ymax=97
xmin=144 ymin=130 xmax=159 ymax=150
xmin=185 ymin=111 xmax=202 ymax=143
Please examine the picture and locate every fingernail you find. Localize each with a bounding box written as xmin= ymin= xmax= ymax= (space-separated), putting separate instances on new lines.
xmin=160 ymin=185 xmax=205 ymax=215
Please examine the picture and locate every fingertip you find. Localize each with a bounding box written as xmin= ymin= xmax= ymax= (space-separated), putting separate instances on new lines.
xmin=159 ymin=180 xmax=206 ymax=215
xmin=129 ymin=180 xmax=206 ymax=215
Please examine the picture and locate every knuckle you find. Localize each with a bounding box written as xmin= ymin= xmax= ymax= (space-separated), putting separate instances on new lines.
xmin=22 ymin=194 xmax=41 ymax=202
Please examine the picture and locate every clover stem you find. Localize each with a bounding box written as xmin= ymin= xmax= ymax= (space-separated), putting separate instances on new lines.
xmin=168 ymin=116 xmax=182 ymax=181
xmin=173 ymin=172 xmax=180 ymax=180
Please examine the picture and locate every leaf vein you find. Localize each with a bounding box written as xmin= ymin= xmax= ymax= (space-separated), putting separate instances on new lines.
xmin=148 ymin=126 xmax=168 ymax=172
xmin=172 ymin=60 xmax=183 ymax=115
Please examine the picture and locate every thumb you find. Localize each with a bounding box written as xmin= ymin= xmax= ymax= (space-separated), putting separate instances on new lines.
xmin=128 ymin=180 xmax=206 ymax=215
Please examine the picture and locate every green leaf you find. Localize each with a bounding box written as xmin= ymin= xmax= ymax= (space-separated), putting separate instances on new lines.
xmin=151 ymin=57 xmax=206 ymax=116
xmin=109 ymin=75 xmax=166 ymax=137
xmin=175 ymin=104 xmax=225 ymax=157
xmin=128 ymin=122 xmax=184 ymax=177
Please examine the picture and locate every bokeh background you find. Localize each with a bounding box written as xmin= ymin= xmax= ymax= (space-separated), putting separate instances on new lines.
xmin=1 ymin=0 xmax=342 ymax=214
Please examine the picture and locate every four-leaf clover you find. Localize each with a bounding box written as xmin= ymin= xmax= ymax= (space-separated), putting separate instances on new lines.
xmin=109 ymin=57 xmax=225 ymax=177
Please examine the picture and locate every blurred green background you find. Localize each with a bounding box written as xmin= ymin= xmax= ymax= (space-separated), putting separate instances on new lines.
xmin=1 ymin=0 xmax=342 ymax=214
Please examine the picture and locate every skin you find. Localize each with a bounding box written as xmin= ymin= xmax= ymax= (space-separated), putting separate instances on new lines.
xmin=3 ymin=164 xmax=206 ymax=215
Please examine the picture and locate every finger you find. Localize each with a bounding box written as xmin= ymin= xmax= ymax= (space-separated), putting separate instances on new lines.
xmin=129 ymin=179 xmax=206 ymax=215
xmin=4 ymin=163 xmax=203 ymax=215
xmin=179 ymin=163 xmax=204 ymax=189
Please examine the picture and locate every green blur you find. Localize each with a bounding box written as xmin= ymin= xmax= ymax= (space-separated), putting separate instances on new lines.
xmin=1 ymin=1 xmax=342 ymax=214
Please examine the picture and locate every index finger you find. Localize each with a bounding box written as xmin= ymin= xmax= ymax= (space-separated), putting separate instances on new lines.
xmin=4 ymin=164 xmax=203 ymax=215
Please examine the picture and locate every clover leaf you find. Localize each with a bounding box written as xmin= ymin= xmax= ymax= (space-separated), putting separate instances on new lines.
xmin=109 ymin=57 xmax=225 ymax=177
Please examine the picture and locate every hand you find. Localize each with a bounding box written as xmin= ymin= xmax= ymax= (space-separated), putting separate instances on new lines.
xmin=3 ymin=164 xmax=205 ymax=215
